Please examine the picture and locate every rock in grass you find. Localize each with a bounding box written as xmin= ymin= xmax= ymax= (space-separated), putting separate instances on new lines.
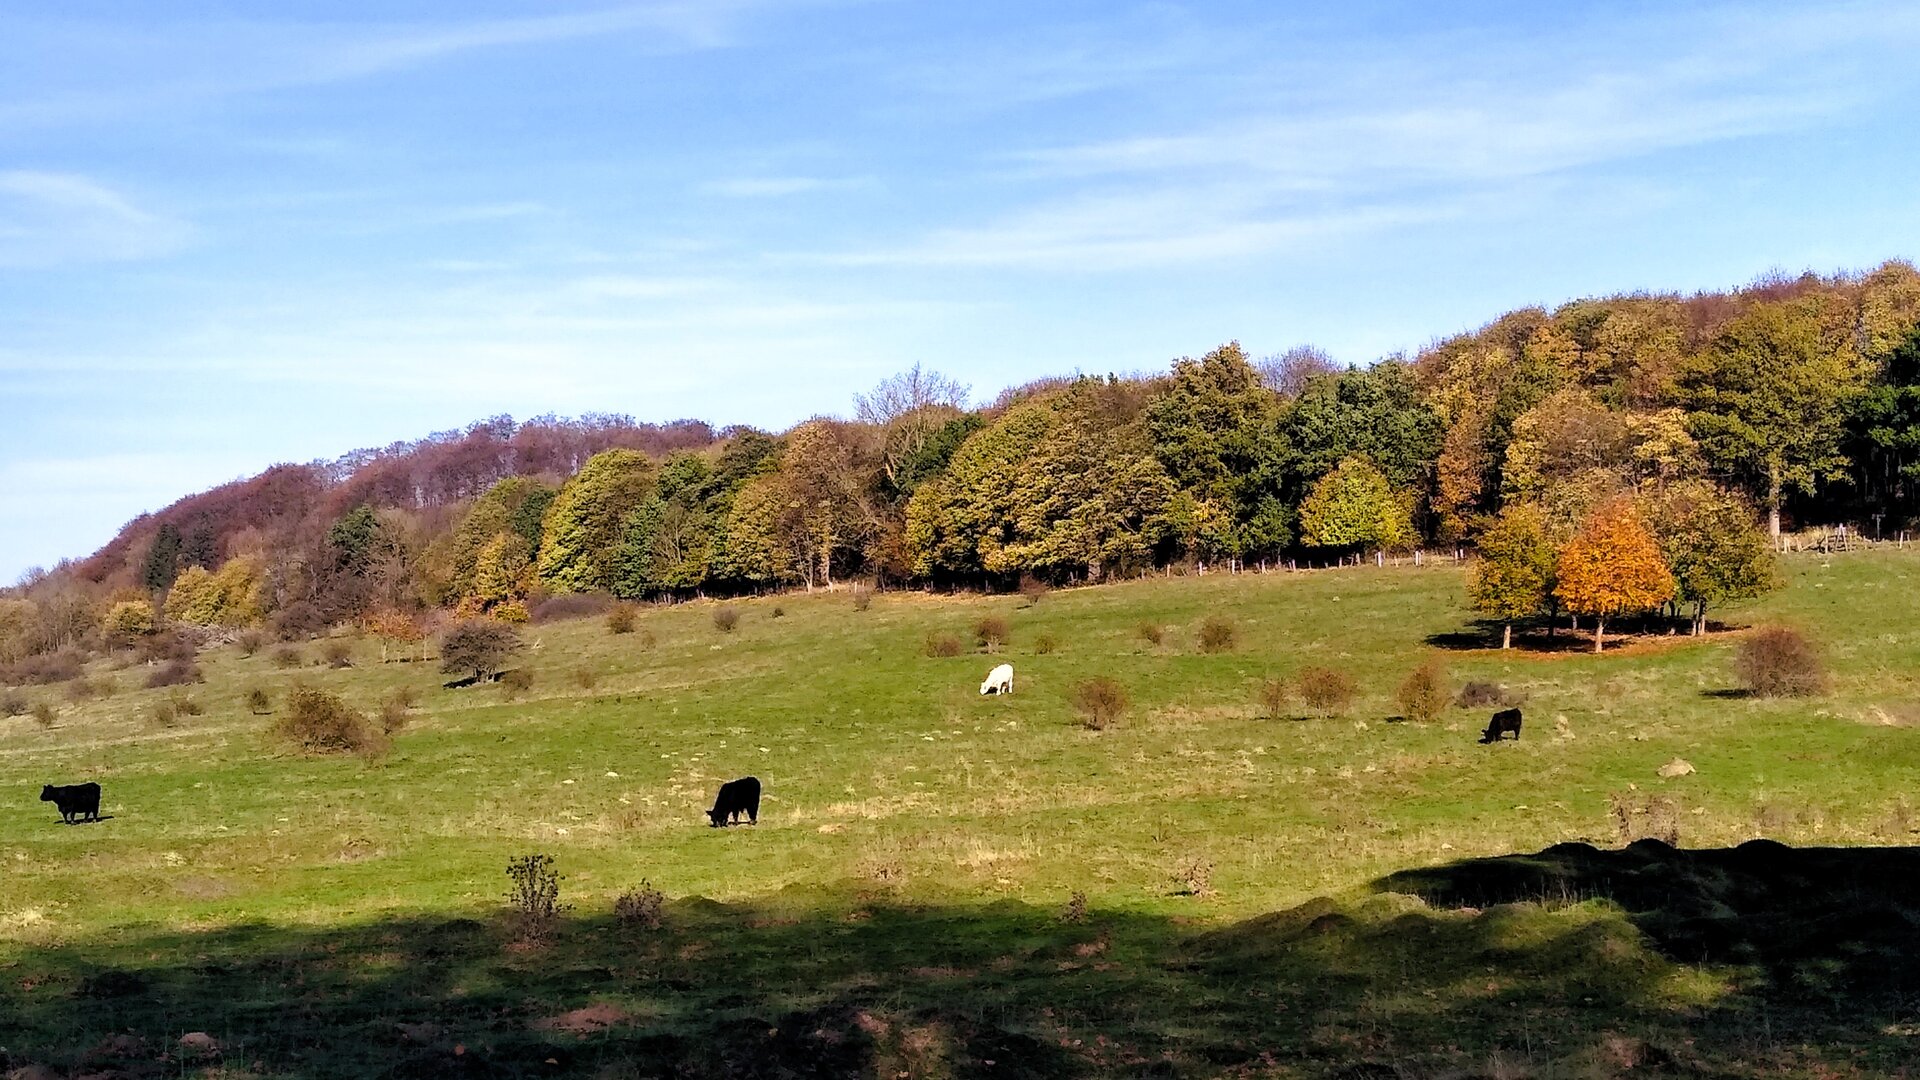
xmin=1657 ymin=758 xmax=1696 ymax=779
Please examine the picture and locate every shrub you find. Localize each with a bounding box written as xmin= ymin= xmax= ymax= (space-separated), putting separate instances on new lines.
xmin=531 ymin=592 xmax=612 ymax=624
xmin=1297 ymin=666 xmax=1357 ymax=716
xmin=245 ymin=687 xmax=273 ymax=715
xmin=637 ymin=629 xmax=657 ymax=650
xmin=572 ymin=667 xmax=597 ymax=691
xmin=167 ymin=690 xmax=204 ymax=717
xmin=234 ymin=629 xmax=266 ymax=657
xmin=1197 ymin=615 xmax=1237 ymax=654
xmin=712 ymin=606 xmax=740 ymax=633
xmin=136 ymin=630 xmax=199 ymax=665
xmin=499 ymin=667 xmax=535 ymax=699
xmin=321 ymin=639 xmax=354 ymax=669
xmin=390 ymin=685 xmax=419 ymax=709
xmin=147 ymin=699 xmax=178 ymax=728
xmin=273 ymin=685 xmax=387 ymax=757
xmin=974 ymin=615 xmax=1010 ymax=652
xmin=440 ymin=619 xmax=524 ymax=680
xmin=5 ymin=648 xmax=86 ymax=685
xmin=924 ymin=632 xmax=962 ymax=658
xmin=1059 ymin=890 xmax=1088 ymax=924
xmin=605 ymin=603 xmax=637 ymax=635
xmin=494 ymin=600 xmax=531 ymax=624
xmin=505 ymin=853 xmax=569 ymax=943
xmin=1256 ymin=677 xmax=1291 ymax=719
xmin=30 ymin=701 xmax=56 ymax=728
xmin=1019 ymin=575 xmax=1050 ymax=606
xmin=1135 ymin=621 xmax=1165 ymax=648
xmin=144 ymin=659 xmax=203 ymax=689
xmin=271 ymin=645 xmax=303 ymax=669
xmin=270 ymin=600 xmax=327 ymax=640
xmin=614 ymin=881 xmax=665 ymax=931
xmin=1395 ymin=659 xmax=1450 ymax=724
xmin=1034 ymin=633 xmax=1058 ymax=655
xmin=771 ymin=605 xmax=785 ymax=618
xmin=1 ymin=689 xmax=28 ymax=716
xmin=850 ymin=585 xmax=873 ymax=612
xmin=1456 ymin=680 xmax=1515 ymax=708
xmin=1072 ymin=677 xmax=1128 ymax=730
xmin=1736 ymin=626 xmax=1826 ymax=698
xmin=64 ymin=677 xmax=105 ymax=703
xmin=1174 ymin=857 xmax=1215 ymax=898
xmin=378 ymin=697 xmax=411 ymax=735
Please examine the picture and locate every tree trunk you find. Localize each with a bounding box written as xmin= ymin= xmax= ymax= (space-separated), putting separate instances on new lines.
xmin=1768 ymin=461 xmax=1782 ymax=540
xmin=1693 ymin=602 xmax=1707 ymax=636
xmin=1593 ymin=617 xmax=1606 ymax=653
xmin=1502 ymin=623 xmax=1512 ymax=650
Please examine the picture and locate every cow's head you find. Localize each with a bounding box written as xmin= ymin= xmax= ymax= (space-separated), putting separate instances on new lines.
xmin=706 ymin=807 xmax=728 ymax=827
xmin=40 ymin=785 xmax=55 ymax=801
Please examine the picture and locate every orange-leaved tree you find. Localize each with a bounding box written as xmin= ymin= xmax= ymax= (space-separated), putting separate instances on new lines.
xmin=1554 ymin=499 xmax=1674 ymax=653
xmin=364 ymin=608 xmax=425 ymax=663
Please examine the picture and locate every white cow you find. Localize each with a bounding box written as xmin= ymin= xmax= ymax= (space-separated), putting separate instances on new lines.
xmin=980 ymin=663 xmax=1014 ymax=695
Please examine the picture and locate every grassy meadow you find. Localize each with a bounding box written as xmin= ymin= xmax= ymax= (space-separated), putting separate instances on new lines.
xmin=4 ymin=552 xmax=1920 ymax=1077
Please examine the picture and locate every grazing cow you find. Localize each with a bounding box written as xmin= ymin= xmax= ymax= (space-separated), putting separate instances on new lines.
xmin=979 ymin=663 xmax=1014 ymax=696
xmin=1480 ymin=708 xmax=1523 ymax=743
xmin=41 ymin=782 xmax=101 ymax=824
xmin=707 ymin=776 xmax=761 ymax=827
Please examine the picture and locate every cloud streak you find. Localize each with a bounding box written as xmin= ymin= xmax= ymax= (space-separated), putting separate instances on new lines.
xmin=0 ymin=171 xmax=191 ymax=267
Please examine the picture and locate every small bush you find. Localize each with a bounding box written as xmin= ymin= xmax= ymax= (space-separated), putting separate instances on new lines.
xmin=1395 ymin=659 xmax=1450 ymax=724
xmin=505 ymin=853 xmax=569 ymax=943
xmin=440 ymin=619 xmax=524 ymax=680
xmin=974 ymin=615 xmax=1010 ymax=653
xmin=390 ymin=685 xmax=419 ymax=709
xmin=270 ymin=600 xmax=327 ymax=640
xmin=168 ymin=690 xmax=204 ymax=717
xmin=1256 ymin=677 xmax=1291 ymax=719
xmin=637 ymin=629 xmax=657 ymax=650
xmin=5 ymin=648 xmax=86 ymax=685
xmin=1136 ymin=621 xmax=1165 ymax=648
xmin=321 ymin=639 xmax=354 ymax=669
xmin=499 ymin=667 xmax=535 ymax=699
xmin=924 ymin=632 xmax=963 ymax=658
xmin=273 ymin=685 xmax=387 ymax=757
xmin=1297 ymin=666 xmax=1357 ymax=717
xmin=62 ymin=677 xmax=100 ymax=703
xmin=1019 ymin=575 xmax=1050 ymax=606
xmin=137 ymin=632 xmax=197 ymax=666
xmin=271 ymin=646 xmax=303 ymax=669
xmin=245 ymin=687 xmax=273 ymax=715
xmin=771 ymin=606 xmax=785 ymax=618
xmin=1736 ymin=626 xmax=1826 ymax=698
xmin=713 ymin=607 xmax=740 ymax=633
xmin=1456 ymin=680 xmax=1515 ymax=708
xmin=494 ymin=600 xmax=530 ymax=624
xmin=614 ymin=881 xmax=666 ymax=931
xmin=572 ymin=667 xmax=597 ymax=691
xmin=1197 ymin=615 xmax=1237 ymax=654
xmin=850 ymin=585 xmax=873 ymax=612
xmin=378 ymin=697 xmax=411 ymax=736
xmin=1072 ymin=677 xmax=1128 ymax=730
xmin=1059 ymin=890 xmax=1088 ymax=924
xmin=0 ymin=689 xmax=26 ymax=716
xmin=235 ymin=629 xmax=266 ymax=657
xmin=1034 ymin=633 xmax=1058 ymax=655
xmin=147 ymin=699 xmax=178 ymax=728
xmin=605 ymin=603 xmax=637 ymax=635
xmin=532 ymin=592 xmax=614 ymax=624
xmin=144 ymin=659 xmax=204 ymax=689
xmin=31 ymin=701 xmax=56 ymax=728
xmin=1174 ymin=857 xmax=1215 ymax=898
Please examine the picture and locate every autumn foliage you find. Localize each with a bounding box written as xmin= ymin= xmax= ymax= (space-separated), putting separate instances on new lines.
xmin=1554 ymin=500 xmax=1675 ymax=652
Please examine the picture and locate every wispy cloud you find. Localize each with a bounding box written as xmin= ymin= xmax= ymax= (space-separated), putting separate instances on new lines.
xmin=0 ymin=171 xmax=191 ymax=267
xmin=700 ymin=176 xmax=869 ymax=198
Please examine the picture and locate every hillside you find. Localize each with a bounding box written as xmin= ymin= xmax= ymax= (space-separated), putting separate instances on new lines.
xmin=4 ymin=551 xmax=1918 ymax=1076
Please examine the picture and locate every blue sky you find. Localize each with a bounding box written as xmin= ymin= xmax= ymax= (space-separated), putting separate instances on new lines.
xmin=4 ymin=0 xmax=1920 ymax=581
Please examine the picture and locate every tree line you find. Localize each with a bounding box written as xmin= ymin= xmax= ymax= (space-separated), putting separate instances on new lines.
xmin=3 ymin=261 xmax=1918 ymax=665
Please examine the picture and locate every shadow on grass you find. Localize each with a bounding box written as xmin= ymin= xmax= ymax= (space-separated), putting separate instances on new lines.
xmin=1700 ymin=688 xmax=1754 ymax=700
xmin=4 ymin=844 xmax=1918 ymax=1077
xmin=1426 ymin=618 xmax=1745 ymax=655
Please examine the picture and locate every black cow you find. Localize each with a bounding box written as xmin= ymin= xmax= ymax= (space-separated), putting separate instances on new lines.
xmin=706 ymin=776 xmax=761 ymax=827
xmin=1480 ymin=708 xmax=1523 ymax=743
xmin=41 ymin=782 xmax=101 ymax=824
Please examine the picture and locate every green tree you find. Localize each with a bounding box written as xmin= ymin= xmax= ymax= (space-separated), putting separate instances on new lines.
xmin=537 ymin=449 xmax=658 ymax=593
xmin=1680 ymin=299 xmax=1868 ymax=537
xmin=906 ymin=400 xmax=1055 ymax=581
xmin=1145 ymin=341 xmax=1292 ymax=562
xmin=1647 ymin=481 xmax=1780 ymax=635
xmin=1298 ymin=457 xmax=1414 ymax=551
xmin=328 ymin=506 xmax=381 ymax=575
xmin=1848 ymin=322 xmax=1920 ymax=519
xmin=471 ymin=532 xmax=532 ymax=608
xmin=141 ymin=523 xmax=182 ymax=592
xmin=1468 ymin=504 xmax=1556 ymax=648
xmin=448 ymin=478 xmax=556 ymax=600
xmin=1285 ymin=360 xmax=1442 ymax=492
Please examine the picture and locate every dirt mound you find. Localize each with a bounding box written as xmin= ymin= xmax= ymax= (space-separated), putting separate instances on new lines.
xmin=1375 ymin=839 xmax=1920 ymax=995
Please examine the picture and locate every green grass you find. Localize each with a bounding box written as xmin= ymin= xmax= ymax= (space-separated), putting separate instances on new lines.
xmin=4 ymin=553 xmax=1920 ymax=1076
